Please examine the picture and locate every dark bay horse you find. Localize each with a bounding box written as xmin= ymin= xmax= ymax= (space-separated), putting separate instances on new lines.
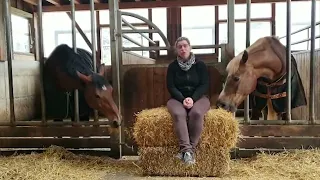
xmin=43 ymin=44 xmax=121 ymax=127
xmin=216 ymin=36 xmax=307 ymax=120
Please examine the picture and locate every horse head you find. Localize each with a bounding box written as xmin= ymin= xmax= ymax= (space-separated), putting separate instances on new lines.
xmin=76 ymin=64 xmax=121 ymax=128
xmin=217 ymin=37 xmax=286 ymax=113
xmin=216 ymin=50 xmax=258 ymax=112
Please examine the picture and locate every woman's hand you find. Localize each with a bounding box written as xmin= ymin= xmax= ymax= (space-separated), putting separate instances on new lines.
xmin=183 ymin=97 xmax=194 ymax=109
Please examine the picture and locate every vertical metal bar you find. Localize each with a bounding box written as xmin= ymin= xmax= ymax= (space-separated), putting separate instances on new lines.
xmin=71 ymin=0 xmax=79 ymax=123
xmin=286 ymin=0 xmax=292 ymax=122
xmin=227 ymin=0 xmax=235 ymax=59
xmin=3 ymin=0 xmax=15 ymax=125
xmin=244 ymin=0 xmax=251 ymax=123
xmin=37 ymin=0 xmax=46 ymax=125
xmin=309 ymin=0 xmax=316 ymax=124
xmin=227 ymin=0 xmax=235 ymax=119
xmin=109 ymin=0 xmax=122 ymax=159
xmin=90 ymin=0 xmax=99 ymax=122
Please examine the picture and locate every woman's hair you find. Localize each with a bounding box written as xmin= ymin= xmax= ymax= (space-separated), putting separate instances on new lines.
xmin=174 ymin=36 xmax=191 ymax=48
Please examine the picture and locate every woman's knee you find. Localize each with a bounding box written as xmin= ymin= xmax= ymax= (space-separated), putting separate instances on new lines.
xmin=167 ymin=99 xmax=187 ymax=120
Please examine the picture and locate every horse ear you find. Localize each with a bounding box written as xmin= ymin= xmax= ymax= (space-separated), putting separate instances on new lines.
xmin=76 ymin=71 xmax=92 ymax=84
xmin=98 ymin=63 xmax=105 ymax=76
xmin=241 ymin=50 xmax=248 ymax=64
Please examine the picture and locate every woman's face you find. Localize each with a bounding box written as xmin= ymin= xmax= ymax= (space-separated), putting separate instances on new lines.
xmin=176 ymin=40 xmax=191 ymax=60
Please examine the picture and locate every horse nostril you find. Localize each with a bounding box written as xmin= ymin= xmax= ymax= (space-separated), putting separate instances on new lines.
xmin=216 ymin=100 xmax=226 ymax=108
xmin=111 ymin=120 xmax=120 ymax=128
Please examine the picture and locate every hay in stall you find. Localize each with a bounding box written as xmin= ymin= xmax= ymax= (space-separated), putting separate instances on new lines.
xmin=0 ymin=145 xmax=138 ymax=180
xmin=133 ymin=107 xmax=240 ymax=149
xmin=138 ymin=146 xmax=230 ymax=177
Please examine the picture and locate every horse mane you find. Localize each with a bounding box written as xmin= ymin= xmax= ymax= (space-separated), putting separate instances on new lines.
xmin=46 ymin=44 xmax=110 ymax=88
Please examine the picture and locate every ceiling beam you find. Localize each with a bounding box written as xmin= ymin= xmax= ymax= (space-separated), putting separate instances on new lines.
xmin=41 ymin=0 xmax=309 ymax=12
xmin=46 ymin=0 xmax=61 ymax=6
xmin=23 ymin=0 xmax=37 ymax=6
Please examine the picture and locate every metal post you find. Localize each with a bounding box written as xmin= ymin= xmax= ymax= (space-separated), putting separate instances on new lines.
xmin=244 ymin=0 xmax=251 ymax=123
xmin=109 ymin=0 xmax=122 ymax=159
xmin=309 ymin=0 xmax=316 ymax=124
xmin=37 ymin=0 xmax=46 ymax=124
xmin=286 ymin=0 xmax=292 ymax=122
xmin=71 ymin=0 xmax=79 ymax=123
xmin=227 ymin=0 xmax=235 ymax=59
xmin=90 ymin=0 xmax=99 ymax=122
xmin=3 ymin=0 xmax=15 ymax=125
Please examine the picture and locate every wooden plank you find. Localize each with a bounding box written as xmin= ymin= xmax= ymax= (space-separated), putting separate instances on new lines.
xmin=237 ymin=137 xmax=320 ymax=149
xmin=0 ymin=137 xmax=115 ymax=148
xmin=240 ymin=125 xmax=320 ymax=137
xmin=41 ymin=0 xmax=310 ymax=12
xmin=0 ymin=126 xmax=112 ymax=137
xmin=153 ymin=67 xmax=167 ymax=107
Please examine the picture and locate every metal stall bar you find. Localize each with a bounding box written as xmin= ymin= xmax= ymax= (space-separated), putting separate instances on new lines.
xmin=109 ymin=0 xmax=122 ymax=159
xmin=309 ymin=0 xmax=316 ymax=124
xmin=227 ymin=0 xmax=235 ymax=117
xmin=227 ymin=0 xmax=235 ymax=65
xmin=286 ymin=0 xmax=292 ymax=122
xmin=244 ymin=0 xmax=251 ymax=123
xmin=90 ymin=0 xmax=99 ymax=122
xmin=3 ymin=0 xmax=16 ymax=125
xmin=38 ymin=0 xmax=46 ymax=125
xmin=71 ymin=0 xmax=80 ymax=123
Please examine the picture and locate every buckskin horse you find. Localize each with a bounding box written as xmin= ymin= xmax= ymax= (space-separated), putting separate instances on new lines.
xmin=43 ymin=44 xmax=121 ymax=127
xmin=216 ymin=36 xmax=307 ymax=120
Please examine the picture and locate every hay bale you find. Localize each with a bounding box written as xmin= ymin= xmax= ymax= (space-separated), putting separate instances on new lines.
xmin=133 ymin=107 xmax=239 ymax=149
xmin=138 ymin=146 xmax=230 ymax=177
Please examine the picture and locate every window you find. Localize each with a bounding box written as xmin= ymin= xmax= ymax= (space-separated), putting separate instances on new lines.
xmin=151 ymin=8 xmax=167 ymax=55
xmin=276 ymin=1 xmax=320 ymax=50
xmin=219 ymin=3 xmax=271 ymax=20
xmin=11 ymin=14 xmax=31 ymax=53
xmin=220 ymin=22 xmax=271 ymax=54
xmin=181 ymin=6 xmax=215 ymax=54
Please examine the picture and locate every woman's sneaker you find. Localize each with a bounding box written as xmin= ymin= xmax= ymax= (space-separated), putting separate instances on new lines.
xmin=183 ymin=151 xmax=195 ymax=165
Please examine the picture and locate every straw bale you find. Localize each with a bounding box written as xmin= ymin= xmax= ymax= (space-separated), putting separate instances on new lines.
xmin=137 ymin=146 xmax=230 ymax=177
xmin=133 ymin=107 xmax=239 ymax=149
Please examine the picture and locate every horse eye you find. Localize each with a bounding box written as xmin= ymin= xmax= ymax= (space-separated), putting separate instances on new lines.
xmin=95 ymin=94 xmax=100 ymax=98
xmin=233 ymin=76 xmax=240 ymax=82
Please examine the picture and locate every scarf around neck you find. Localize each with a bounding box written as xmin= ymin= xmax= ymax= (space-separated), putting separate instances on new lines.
xmin=177 ymin=53 xmax=196 ymax=71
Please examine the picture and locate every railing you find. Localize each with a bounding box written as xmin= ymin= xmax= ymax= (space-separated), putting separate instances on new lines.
xmin=278 ymin=21 xmax=320 ymax=51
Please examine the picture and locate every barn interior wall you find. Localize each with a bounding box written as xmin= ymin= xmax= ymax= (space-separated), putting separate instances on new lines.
xmin=0 ymin=60 xmax=40 ymax=122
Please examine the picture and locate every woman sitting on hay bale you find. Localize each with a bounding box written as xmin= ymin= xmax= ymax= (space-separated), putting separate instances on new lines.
xmin=166 ymin=36 xmax=210 ymax=165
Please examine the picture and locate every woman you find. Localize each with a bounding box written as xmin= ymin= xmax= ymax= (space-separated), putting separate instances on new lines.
xmin=166 ymin=37 xmax=210 ymax=165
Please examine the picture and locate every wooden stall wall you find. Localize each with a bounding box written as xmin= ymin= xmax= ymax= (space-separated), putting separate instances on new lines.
xmin=0 ymin=60 xmax=41 ymax=122
xmin=121 ymin=63 xmax=225 ymax=153
xmin=293 ymin=49 xmax=320 ymax=120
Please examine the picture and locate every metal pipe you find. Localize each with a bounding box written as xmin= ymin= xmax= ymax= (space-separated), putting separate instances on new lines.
xmin=227 ymin=0 xmax=235 ymax=59
xmin=278 ymin=21 xmax=320 ymax=40
xmin=121 ymin=29 xmax=159 ymax=33
xmin=121 ymin=11 xmax=170 ymax=47
xmin=71 ymin=0 xmax=80 ymax=123
xmin=90 ymin=0 xmax=99 ymax=122
xmin=290 ymin=35 xmax=320 ymax=46
xmin=122 ymin=44 xmax=223 ymax=51
xmin=121 ymin=17 xmax=156 ymax=45
xmin=309 ymin=0 xmax=316 ymax=124
xmin=37 ymin=0 xmax=46 ymax=125
xmin=244 ymin=0 xmax=251 ymax=123
xmin=286 ymin=0 xmax=292 ymax=122
xmin=122 ymin=34 xmax=146 ymax=47
xmin=3 ymin=0 xmax=15 ymax=125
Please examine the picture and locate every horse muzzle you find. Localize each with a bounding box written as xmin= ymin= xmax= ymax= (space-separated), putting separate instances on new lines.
xmin=216 ymin=100 xmax=237 ymax=113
